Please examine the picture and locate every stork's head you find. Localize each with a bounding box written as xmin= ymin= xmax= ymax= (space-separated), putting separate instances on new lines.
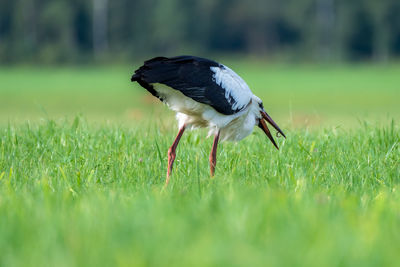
xmin=253 ymin=96 xmax=286 ymax=149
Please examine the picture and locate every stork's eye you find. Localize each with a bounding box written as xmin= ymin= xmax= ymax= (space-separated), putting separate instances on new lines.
xmin=259 ymin=103 xmax=264 ymax=109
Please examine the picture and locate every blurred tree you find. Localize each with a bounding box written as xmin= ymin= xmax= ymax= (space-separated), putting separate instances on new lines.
xmin=0 ymin=1 xmax=15 ymax=62
xmin=93 ymin=0 xmax=108 ymax=59
xmin=366 ymin=0 xmax=391 ymax=61
xmin=387 ymin=1 xmax=400 ymax=56
xmin=42 ymin=1 xmax=75 ymax=62
xmin=73 ymin=0 xmax=92 ymax=60
xmin=316 ymin=0 xmax=335 ymax=59
xmin=344 ymin=1 xmax=374 ymax=60
xmin=0 ymin=0 xmax=400 ymax=63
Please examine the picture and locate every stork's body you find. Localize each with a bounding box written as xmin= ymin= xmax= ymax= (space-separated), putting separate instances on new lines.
xmin=131 ymin=56 xmax=285 ymax=184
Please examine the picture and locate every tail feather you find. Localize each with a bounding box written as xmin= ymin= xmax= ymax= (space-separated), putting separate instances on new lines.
xmin=130 ymin=73 xmax=140 ymax=82
xmin=131 ymin=60 xmax=164 ymax=102
xmin=131 ymin=55 xmax=211 ymax=102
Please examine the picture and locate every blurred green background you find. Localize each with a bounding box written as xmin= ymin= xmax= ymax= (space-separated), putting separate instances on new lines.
xmin=0 ymin=0 xmax=399 ymax=126
xmin=1 ymin=2 xmax=400 ymax=266
xmin=0 ymin=63 xmax=399 ymax=128
xmin=1 ymin=0 xmax=400 ymax=63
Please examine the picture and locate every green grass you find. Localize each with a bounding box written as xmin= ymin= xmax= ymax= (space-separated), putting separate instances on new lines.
xmin=0 ymin=63 xmax=399 ymax=125
xmin=1 ymin=118 xmax=399 ymax=266
xmin=0 ymin=63 xmax=400 ymax=266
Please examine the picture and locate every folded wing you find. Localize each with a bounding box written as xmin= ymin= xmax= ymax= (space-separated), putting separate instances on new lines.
xmin=131 ymin=56 xmax=253 ymax=115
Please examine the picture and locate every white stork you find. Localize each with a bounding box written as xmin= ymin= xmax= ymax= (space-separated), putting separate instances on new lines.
xmin=131 ymin=56 xmax=285 ymax=185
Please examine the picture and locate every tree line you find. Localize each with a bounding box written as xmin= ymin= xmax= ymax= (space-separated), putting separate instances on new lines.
xmin=1 ymin=0 xmax=400 ymax=63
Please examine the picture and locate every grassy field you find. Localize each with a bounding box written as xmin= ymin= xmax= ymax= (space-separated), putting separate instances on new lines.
xmin=0 ymin=62 xmax=399 ymax=125
xmin=0 ymin=62 xmax=399 ymax=266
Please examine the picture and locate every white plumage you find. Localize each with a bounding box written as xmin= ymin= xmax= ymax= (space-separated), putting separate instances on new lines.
xmin=210 ymin=65 xmax=253 ymax=111
xmin=155 ymin=80 xmax=259 ymax=141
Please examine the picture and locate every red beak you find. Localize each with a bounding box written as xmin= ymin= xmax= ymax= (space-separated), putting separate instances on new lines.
xmin=258 ymin=111 xmax=286 ymax=150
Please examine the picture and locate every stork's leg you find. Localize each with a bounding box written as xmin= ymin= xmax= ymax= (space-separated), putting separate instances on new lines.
xmin=166 ymin=125 xmax=186 ymax=185
xmin=209 ymin=131 xmax=220 ymax=177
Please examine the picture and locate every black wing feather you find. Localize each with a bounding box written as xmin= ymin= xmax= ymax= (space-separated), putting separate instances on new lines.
xmin=131 ymin=56 xmax=242 ymax=115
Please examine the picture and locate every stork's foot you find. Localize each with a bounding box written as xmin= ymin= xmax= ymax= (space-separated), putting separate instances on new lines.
xmin=166 ymin=148 xmax=176 ymax=184
xmin=209 ymin=156 xmax=216 ymax=177
xmin=209 ymin=131 xmax=220 ymax=177
xmin=165 ymin=126 xmax=186 ymax=186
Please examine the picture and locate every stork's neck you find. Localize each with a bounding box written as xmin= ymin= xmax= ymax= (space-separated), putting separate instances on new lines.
xmin=249 ymin=95 xmax=263 ymax=119
xmin=217 ymin=96 xmax=261 ymax=141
